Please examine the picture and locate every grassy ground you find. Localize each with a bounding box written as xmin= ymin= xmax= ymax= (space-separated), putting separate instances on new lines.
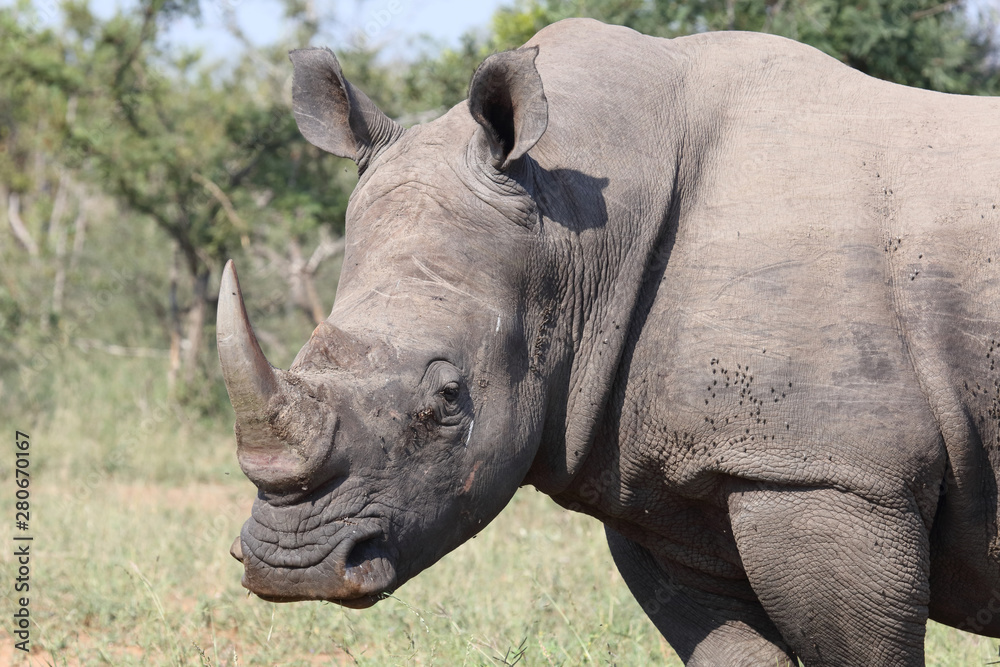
xmin=0 ymin=354 xmax=997 ymax=665
xmin=1 ymin=477 xmax=678 ymax=666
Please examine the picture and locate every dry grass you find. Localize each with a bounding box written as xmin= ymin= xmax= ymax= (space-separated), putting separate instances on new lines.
xmin=0 ymin=476 xmax=679 ymax=666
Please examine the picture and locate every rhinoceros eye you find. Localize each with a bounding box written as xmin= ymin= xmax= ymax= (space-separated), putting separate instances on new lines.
xmin=440 ymin=382 xmax=460 ymax=402
xmin=423 ymin=360 xmax=465 ymax=424
xmin=434 ymin=381 xmax=465 ymax=424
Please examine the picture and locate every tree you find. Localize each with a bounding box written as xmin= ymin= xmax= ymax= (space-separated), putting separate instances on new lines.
xmin=0 ymin=3 xmax=90 ymax=397
xmin=1 ymin=0 xmax=369 ymax=413
xmin=53 ymin=1 xmax=353 ymax=397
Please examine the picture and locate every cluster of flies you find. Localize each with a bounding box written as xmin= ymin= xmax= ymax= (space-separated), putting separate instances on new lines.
xmin=703 ymin=359 xmax=793 ymax=446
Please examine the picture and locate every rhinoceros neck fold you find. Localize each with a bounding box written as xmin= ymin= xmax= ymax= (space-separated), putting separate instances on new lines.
xmin=520 ymin=32 xmax=725 ymax=495
xmin=525 ymin=192 xmax=684 ymax=494
xmin=524 ymin=146 xmax=696 ymax=496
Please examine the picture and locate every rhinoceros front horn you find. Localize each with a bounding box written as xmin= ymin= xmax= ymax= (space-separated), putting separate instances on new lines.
xmin=217 ymin=260 xmax=280 ymax=420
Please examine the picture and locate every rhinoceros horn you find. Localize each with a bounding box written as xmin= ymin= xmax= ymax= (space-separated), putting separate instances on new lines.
xmin=217 ymin=260 xmax=280 ymax=421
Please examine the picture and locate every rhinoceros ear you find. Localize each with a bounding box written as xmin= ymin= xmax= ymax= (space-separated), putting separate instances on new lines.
xmin=468 ymin=46 xmax=548 ymax=170
xmin=289 ymin=47 xmax=404 ymax=170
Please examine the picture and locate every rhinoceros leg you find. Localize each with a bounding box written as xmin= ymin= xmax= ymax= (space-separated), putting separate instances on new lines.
xmin=728 ymin=485 xmax=930 ymax=666
xmin=606 ymin=527 xmax=798 ymax=666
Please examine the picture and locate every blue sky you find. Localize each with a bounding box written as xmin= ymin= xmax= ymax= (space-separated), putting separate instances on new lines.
xmin=87 ymin=0 xmax=511 ymax=60
xmin=13 ymin=0 xmax=997 ymax=63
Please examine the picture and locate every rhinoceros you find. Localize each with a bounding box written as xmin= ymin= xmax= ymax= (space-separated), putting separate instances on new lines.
xmin=217 ymin=17 xmax=1000 ymax=666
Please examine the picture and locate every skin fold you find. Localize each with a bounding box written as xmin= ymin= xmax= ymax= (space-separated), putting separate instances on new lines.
xmin=218 ymin=18 xmax=1000 ymax=665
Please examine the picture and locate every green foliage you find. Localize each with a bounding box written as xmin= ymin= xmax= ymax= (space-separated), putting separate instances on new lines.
xmin=55 ymin=2 xmax=338 ymax=270
xmin=491 ymin=0 xmax=648 ymax=48
xmin=0 ymin=2 xmax=358 ymax=419
xmin=0 ymin=12 xmax=78 ymax=192
xmin=402 ymin=34 xmax=494 ymax=113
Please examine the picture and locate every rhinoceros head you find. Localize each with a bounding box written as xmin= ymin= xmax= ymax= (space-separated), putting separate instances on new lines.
xmin=219 ymin=46 xmax=557 ymax=606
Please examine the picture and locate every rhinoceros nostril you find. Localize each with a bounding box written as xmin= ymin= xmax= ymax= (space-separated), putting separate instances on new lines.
xmin=345 ymin=534 xmax=381 ymax=570
xmin=230 ymin=536 xmax=244 ymax=562
xmin=331 ymin=523 xmax=385 ymax=577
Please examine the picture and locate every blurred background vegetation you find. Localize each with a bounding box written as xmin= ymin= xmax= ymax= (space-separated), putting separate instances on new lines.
xmin=1 ymin=0 xmax=999 ymax=664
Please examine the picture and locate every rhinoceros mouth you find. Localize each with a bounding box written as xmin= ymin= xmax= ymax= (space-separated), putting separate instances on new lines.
xmin=236 ymin=502 xmax=398 ymax=605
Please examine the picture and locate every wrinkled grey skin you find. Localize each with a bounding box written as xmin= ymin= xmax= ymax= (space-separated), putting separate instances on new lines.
xmin=218 ymin=18 xmax=1000 ymax=666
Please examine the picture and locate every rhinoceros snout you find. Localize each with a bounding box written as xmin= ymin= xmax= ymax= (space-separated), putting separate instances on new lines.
xmin=235 ymin=504 xmax=397 ymax=606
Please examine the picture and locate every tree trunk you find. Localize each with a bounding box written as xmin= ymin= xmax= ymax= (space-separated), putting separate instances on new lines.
xmin=182 ymin=267 xmax=211 ymax=386
xmin=49 ymin=211 xmax=70 ymax=323
xmin=286 ymin=237 xmax=326 ymax=324
xmin=47 ymin=170 xmax=70 ymax=244
xmin=287 ymin=237 xmax=336 ymax=325
xmin=303 ymin=271 xmax=326 ymax=325
xmin=45 ymin=170 xmax=71 ymax=331
xmin=303 ymin=230 xmax=343 ymax=323
xmin=69 ymin=202 xmax=87 ymax=270
xmin=167 ymin=246 xmax=182 ymax=396
xmin=6 ymin=191 xmax=39 ymax=256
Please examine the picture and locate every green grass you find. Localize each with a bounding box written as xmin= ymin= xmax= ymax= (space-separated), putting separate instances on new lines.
xmin=0 ymin=352 xmax=996 ymax=665
xmin=1 ymin=478 xmax=677 ymax=666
